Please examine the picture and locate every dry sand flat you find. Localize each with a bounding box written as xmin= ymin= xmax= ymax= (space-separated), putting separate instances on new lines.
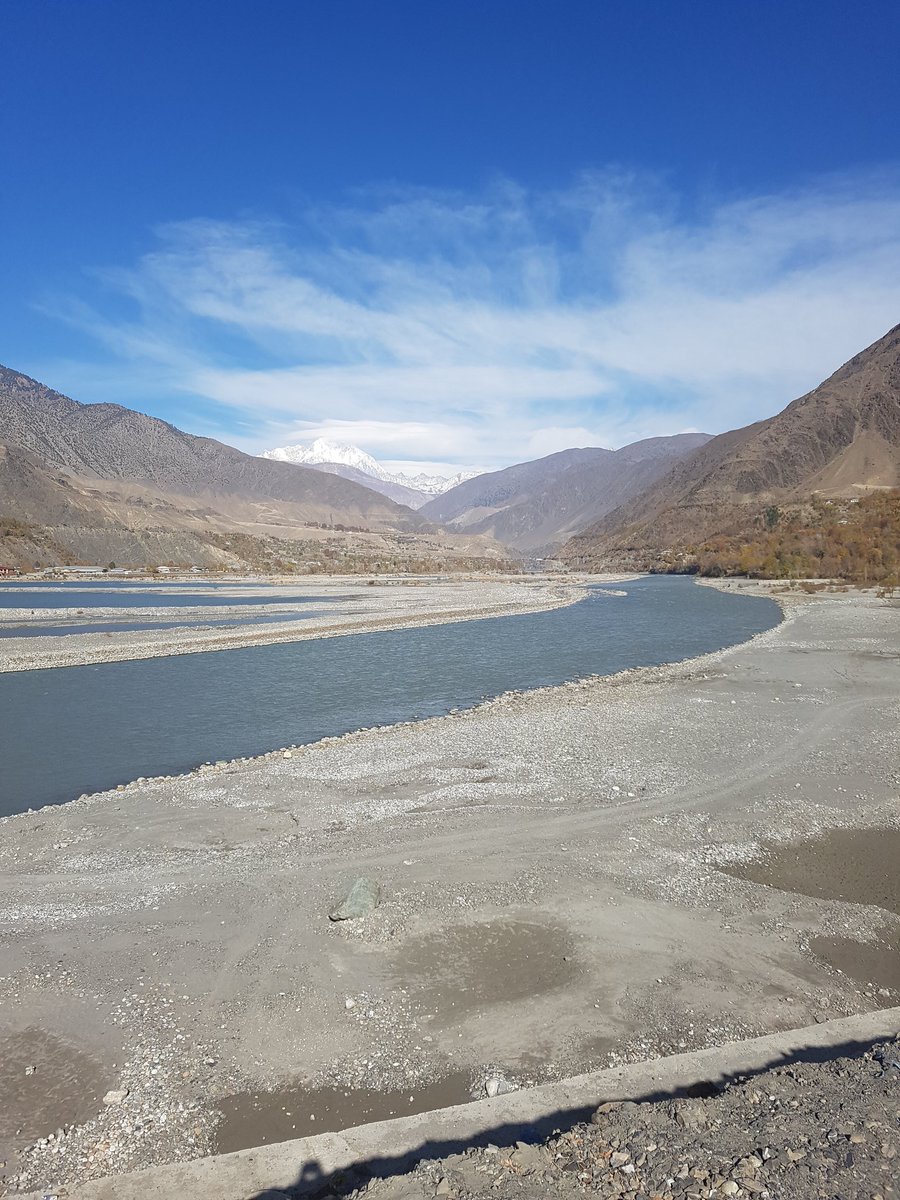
xmin=0 ymin=576 xmax=590 ymax=672
xmin=1 ymin=588 xmax=899 ymax=1194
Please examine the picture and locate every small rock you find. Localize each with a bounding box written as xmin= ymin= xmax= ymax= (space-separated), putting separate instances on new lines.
xmin=510 ymin=1144 xmax=543 ymax=1171
xmin=329 ymin=877 xmax=381 ymax=921
xmin=734 ymin=1155 xmax=762 ymax=1176
xmin=674 ymin=1101 xmax=707 ymax=1129
xmin=102 ymin=1088 xmax=129 ymax=1105
xmin=484 ymin=1076 xmax=517 ymax=1097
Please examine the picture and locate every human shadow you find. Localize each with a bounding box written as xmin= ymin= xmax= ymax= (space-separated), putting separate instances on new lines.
xmin=246 ymin=1032 xmax=896 ymax=1199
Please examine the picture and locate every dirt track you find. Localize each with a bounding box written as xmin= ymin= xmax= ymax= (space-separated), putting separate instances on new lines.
xmin=1 ymin=587 xmax=898 ymax=1195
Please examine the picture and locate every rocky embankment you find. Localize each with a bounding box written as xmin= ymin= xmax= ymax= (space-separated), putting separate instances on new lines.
xmin=340 ymin=1039 xmax=900 ymax=1200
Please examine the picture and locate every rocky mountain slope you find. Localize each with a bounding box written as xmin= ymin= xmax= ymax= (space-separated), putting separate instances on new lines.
xmin=560 ymin=323 xmax=900 ymax=569
xmin=0 ymin=368 xmax=427 ymax=530
xmin=261 ymin=437 xmax=477 ymax=507
xmin=420 ymin=434 xmax=712 ymax=554
xmin=0 ymin=367 xmax=513 ymax=572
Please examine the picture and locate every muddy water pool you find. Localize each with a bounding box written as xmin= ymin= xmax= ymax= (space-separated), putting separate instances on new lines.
xmin=719 ymin=827 xmax=900 ymax=993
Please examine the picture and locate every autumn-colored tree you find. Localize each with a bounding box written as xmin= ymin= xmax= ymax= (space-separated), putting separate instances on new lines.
xmin=689 ymin=490 xmax=900 ymax=584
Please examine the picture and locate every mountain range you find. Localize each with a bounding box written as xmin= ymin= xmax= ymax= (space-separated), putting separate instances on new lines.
xmin=260 ymin=439 xmax=477 ymax=508
xmin=1 ymin=322 xmax=897 ymax=575
xmin=0 ymin=366 xmax=428 ymax=526
xmin=0 ymin=367 xmax=509 ymax=572
xmin=419 ymin=434 xmax=712 ymax=554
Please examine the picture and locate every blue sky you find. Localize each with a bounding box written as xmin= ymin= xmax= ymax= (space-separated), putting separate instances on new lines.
xmin=3 ymin=0 xmax=900 ymax=474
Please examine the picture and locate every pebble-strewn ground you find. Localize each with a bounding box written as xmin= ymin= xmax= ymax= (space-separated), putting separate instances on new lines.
xmin=328 ymin=1038 xmax=900 ymax=1200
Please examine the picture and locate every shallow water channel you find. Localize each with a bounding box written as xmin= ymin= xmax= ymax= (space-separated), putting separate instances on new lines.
xmin=0 ymin=582 xmax=336 ymax=610
xmin=0 ymin=608 xmax=325 ymax=639
xmin=0 ymin=576 xmax=780 ymax=817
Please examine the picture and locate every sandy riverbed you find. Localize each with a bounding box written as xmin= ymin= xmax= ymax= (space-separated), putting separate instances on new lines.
xmin=1 ymin=586 xmax=898 ymax=1194
xmin=0 ymin=577 xmax=592 ymax=672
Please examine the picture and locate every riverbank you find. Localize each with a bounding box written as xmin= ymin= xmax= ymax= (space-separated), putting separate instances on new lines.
xmin=0 ymin=577 xmax=592 ymax=672
xmin=1 ymin=587 xmax=898 ymax=1195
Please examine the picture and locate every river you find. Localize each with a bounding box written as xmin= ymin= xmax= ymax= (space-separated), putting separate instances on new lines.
xmin=0 ymin=576 xmax=779 ymax=817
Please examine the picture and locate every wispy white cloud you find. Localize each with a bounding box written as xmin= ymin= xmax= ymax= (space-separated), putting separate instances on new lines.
xmin=44 ymin=170 xmax=900 ymax=470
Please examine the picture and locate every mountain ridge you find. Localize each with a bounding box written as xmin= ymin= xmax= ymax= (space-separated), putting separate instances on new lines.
xmin=0 ymin=366 xmax=519 ymax=572
xmin=560 ymin=322 xmax=900 ymax=569
xmin=420 ymin=433 xmax=713 ymax=554
xmin=0 ymin=367 xmax=430 ymax=530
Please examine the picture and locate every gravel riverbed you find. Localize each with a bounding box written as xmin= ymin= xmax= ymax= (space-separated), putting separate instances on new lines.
xmin=1 ymin=584 xmax=898 ymax=1196
xmin=0 ymin=577 xmax=591 ymax=672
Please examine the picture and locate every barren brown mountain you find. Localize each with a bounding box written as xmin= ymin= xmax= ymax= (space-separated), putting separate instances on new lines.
xmin=419 ymin=434 xmax=712 ymax=554
xmin=0 ymin=366 xmax=429 ymax=527
xmin=561 ymin=323 xmax=900 ymax=569
xmin=0 ymin=367 xmax=513 ymax=572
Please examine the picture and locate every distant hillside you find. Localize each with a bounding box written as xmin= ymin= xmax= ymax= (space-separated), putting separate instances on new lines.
xmin=420 ymin=434 xmax=712 ymax=554
xmin=0 ymin=366 xmax=426 ymax=531
xmin=561 ymin=323 xmax=900 ymax=571
xmin=0 ymin=367 xmax=515 ymax=573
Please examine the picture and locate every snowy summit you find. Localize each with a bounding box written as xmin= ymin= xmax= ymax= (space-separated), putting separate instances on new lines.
xmin=259 ymin=438 xmax=478 ymax=508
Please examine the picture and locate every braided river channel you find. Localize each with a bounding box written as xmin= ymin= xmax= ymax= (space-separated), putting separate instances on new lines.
xmin=0 ymin=576 xmax=780 ymax=817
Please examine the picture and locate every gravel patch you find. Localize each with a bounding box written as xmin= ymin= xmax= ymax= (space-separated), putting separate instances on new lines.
xmin=338 ymin=1037 xmax=900 ymax=1200
xmin=0 ymin=578 xmax=594 ymax=672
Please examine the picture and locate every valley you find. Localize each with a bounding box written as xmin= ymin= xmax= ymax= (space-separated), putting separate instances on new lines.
xmin=3 ymin=323 xmax=899 ymax=583
xmin=5 ymin=9 xmax=900 ymax=1198
xmin=1 ymin=328 xmax=898 ymax=1195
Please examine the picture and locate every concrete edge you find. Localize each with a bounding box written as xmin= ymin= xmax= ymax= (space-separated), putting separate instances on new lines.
xmin=17 ymin=1006 xmax=900 ymax=1200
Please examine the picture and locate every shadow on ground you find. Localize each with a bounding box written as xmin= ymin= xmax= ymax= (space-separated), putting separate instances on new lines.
xmin=245 ymin=1034 xmax=885 ymax=1199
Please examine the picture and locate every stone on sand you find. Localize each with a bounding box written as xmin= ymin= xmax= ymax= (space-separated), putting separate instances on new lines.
xmin=329 ymin=877 xmax=381 ymax=921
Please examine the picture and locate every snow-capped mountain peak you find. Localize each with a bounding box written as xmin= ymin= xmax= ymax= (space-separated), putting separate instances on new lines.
xmin=262 ymin=437 xmax=385 ymax=478
xmin=260 ymin=438 xmax=478 ymax=500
